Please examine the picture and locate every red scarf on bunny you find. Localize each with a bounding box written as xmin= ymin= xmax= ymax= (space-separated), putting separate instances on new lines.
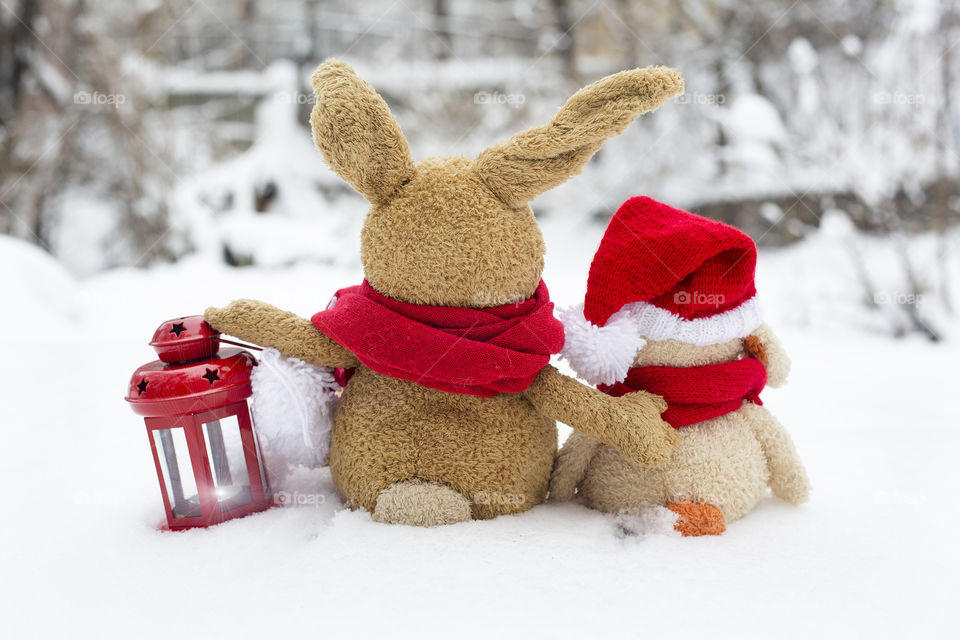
xmin=312 ymin=280 xmax=564 ymax=397
xmin=598 ymin=358 xmax=767 ymax=428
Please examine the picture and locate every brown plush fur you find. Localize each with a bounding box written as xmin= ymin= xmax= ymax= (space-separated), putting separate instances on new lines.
xmin=205 ymin=300 xmax=358 ymax=368
xmin=206 ymin=59 xmax=685 ymax=526
xmin=550 ymin=325 xmax=810 ymax=528
xmin=360 ymin=156 xmax=545 ymax=307
xmin=328 ymin=364 xmax=557 ymax=520
xmin=525 ymin=366 xmax=675 ymax=467
xmin=309 ymin=60 xmax=416 ymax=206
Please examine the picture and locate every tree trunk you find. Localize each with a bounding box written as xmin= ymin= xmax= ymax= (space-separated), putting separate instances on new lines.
xmin=935 ymin=0 xmax=956 ymax=313
xmin=550 ymin=0 xmax=577 ymax=81
xmin=433 ymin=0 xmax=452 ymax=60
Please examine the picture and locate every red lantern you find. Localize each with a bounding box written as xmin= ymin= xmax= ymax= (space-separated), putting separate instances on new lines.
xmin=126 ymin=315 xmax=271 ymax=530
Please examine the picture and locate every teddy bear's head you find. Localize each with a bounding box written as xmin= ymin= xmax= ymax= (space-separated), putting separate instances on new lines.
xmin=630 ymin=324 xmax=791 ymax=388
xmin=309 ymin=59 xmax=683 ymax=308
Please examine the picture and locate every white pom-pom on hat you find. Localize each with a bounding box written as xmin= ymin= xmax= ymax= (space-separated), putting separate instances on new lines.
xmin=560 ymin=304 xmax=645 ymax=386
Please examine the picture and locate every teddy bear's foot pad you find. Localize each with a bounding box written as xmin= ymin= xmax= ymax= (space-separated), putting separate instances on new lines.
xmin=666 ymin=500 xmax=726 ymax=536
xmin=372 ymin=479 xmax=472 ymax=527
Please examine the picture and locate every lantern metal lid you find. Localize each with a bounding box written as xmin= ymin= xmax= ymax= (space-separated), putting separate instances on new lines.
xmin=149 ymin=315 xmax=221 ymax=363
xmin=126 ymin=315 xmax=257 ymax=417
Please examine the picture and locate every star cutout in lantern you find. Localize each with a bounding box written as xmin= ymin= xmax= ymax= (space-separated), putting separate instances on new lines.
xmin=170 ymin=322 xmax=187 ymax=337
xmin=202 ymin=368 xmax=220 ymax=385
xmin=136 ymin=378 xmax=148 ymax=395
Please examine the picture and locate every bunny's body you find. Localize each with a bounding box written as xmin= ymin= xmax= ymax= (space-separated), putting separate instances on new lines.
xmin=206 ymin=60 xmax=686 ymax=526
xmin=331 ymin=365 xmax=556 ymax=519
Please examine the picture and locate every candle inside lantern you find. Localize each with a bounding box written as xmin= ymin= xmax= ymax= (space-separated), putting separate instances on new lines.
xmin=200 ymin=415 xmax=254 ymax=512
xmin=205 ymin=420 xmax=233 ymax=486
xmin=186 ymin=484 xmax=244 ymax=505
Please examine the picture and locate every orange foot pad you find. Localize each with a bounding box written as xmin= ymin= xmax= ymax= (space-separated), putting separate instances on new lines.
xmin=666 ymin=501 xmax=727 ymax=536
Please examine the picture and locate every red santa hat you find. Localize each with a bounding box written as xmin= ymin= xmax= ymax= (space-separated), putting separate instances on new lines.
xmin=561 ymin=196 xmax=762 ymax=385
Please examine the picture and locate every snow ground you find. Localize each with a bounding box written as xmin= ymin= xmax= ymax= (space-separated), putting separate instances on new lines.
xmin=1 ymin=220 xmax=958 ymax=639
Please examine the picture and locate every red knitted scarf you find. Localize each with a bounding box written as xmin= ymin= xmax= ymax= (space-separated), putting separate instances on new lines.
xmin=598 ymin=358 xmax=767 ymax=428
xmin=311 ymin=280 xmax=564 ymax=397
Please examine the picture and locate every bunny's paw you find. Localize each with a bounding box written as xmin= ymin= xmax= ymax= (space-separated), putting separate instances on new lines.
xmin=606 ymin=390 xmax=678 ymax=468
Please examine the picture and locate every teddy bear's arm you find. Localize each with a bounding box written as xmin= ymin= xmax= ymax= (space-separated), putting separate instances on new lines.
xmin=747 ymin=407 xmax=810 ymax=506
xmin=204 ymin=300 xmax=359 ymax=368
xmin=523 ymin=365 xmax=678 ymax=468
xmin=749 ymin=323 xmax=791 ymax=387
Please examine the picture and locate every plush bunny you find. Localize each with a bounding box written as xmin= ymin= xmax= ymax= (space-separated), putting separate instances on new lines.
xmin=551 ymin=197 xmax=810 ymax=536
xmin=205 ymin=60 xmax=686 ymax=526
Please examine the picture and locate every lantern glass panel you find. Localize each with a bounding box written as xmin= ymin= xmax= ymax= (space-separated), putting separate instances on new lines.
xmin=152 ymin=427 xmax=201 ymax=519
xmin=253 ymin=428 xmax=268 ymax=497
xmin=202 ymin=415 xmax=252 ymax=512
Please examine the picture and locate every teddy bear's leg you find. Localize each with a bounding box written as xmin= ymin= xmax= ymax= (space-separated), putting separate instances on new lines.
xmin=372 ymin=479 xmax=472 ymax=526
xmin=578 ymin=443 xmax=668 ymax=513
xmin=550 ymin=431 xmax=604 ymax=501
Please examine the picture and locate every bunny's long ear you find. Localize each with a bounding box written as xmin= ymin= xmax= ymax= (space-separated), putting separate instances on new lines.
xmin=471 ymin=66 xmax=683 ymax=207
xmin=310 ymin=59 xmax=416 ymax=205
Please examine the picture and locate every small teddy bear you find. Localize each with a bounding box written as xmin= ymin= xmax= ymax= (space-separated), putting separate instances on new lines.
xmin=551 ymin=196 xmax=810 ymax=536
xmin=205 ymin=61 xmax=687 ymax=527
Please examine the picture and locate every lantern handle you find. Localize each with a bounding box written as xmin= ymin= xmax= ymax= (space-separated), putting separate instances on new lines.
xmin=219 ymin=338 xmax=263 ymax=351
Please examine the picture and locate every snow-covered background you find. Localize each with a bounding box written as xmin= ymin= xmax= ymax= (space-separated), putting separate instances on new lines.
xmin=2 ymin=221 xmax=958 ymax=638
xmin=1 ymin=1 xmax=959 ymax=638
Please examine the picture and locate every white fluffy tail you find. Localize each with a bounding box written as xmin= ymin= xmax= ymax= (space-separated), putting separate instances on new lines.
xmin=250 ymin=347 xmax=340 ymax=494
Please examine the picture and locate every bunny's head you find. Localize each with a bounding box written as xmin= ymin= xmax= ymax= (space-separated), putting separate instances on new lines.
xmin=309 ymin=59 xmax=683 ymax=307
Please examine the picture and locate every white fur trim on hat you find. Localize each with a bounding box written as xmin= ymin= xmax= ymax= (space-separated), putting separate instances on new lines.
xmin=560 ymin=297 xmax=762 ymax=385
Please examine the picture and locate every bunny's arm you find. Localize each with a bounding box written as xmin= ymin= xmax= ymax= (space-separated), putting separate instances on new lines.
xmin=523 ymin=365 xmax=678 ymax=468
xmin=205 ymin=300 xmax=359 ymax=368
